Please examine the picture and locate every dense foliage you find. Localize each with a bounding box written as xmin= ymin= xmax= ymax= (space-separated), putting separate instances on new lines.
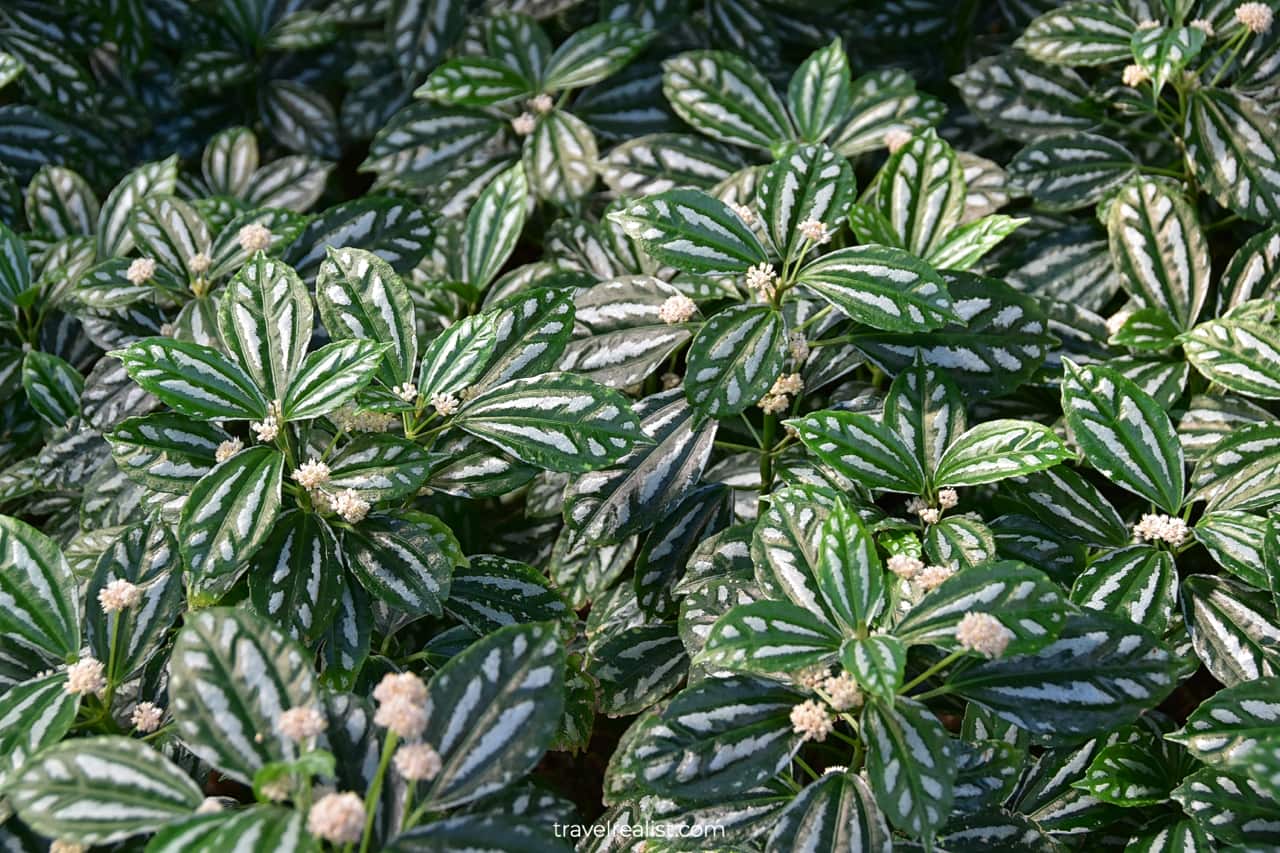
xmin=0 ymin=0 xmax=1279 ymax=851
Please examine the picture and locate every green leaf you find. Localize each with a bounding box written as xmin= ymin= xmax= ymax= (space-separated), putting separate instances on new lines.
xmin=1170 ymin=675 xmax=1280 ymax=768
xmin=457 ymin=373 xmax=645 ymax=472
xmin=325 ymin=434 xmax=431 ymax=501
xmin=611 ymin=189 xmax=769 ymax=274
xmin=316 ymin=246 xmax=418 ymax=386
xmin=387 ymin=0 xmax=466 ymax=81
xmin=1071 ymin=546 xmax=1176 ymax=633
xmin=1220 ymin=221 xmax=1280 ymax=309
xmin=542 ymin=21 xmax=652 ymax=90
xmin=662 ymin=50 xmax=793 ymax=150
xmin=8 ymin=737 xmax=201 ymax=845
xmin=1004 ymin=467 xmax=1129 ymax=547
xmin=1195 ymin=511 xmax=1269 ymax=589
xmin=765 ymin=771 xmax=892 ymax=853
xmin=947 ymin=611 xmax=1180 ymax=745
xmin=0 ymin=514 xmax=79 ymax=660
xmin=286 ymin=196 xmax=434 ymax=280
xmin=1119 ymin=817 xmax=1211 ymax=852
xmin=0 ymin=673 xmax=78 ymax=790
xmin=862 ymin=696 xmax=956 ymax=838
xmin=787 ymin=409 xmax=926 ymax=494
xmin=1061 ymin=359 xmax=1185 ymax=513
xmin=841 ymin=635 xmax=906 ymax=699
xmin=202 ymin=126 xmax=258 ymax=197
xmin=21 ymin=349 xmax=82 ymax=426
xmin=926 ymin=214 xmax=1027 ymax=271
xmin=896 ymin=561 xmax=1069 ymax=656
xmin=952 ymin=55 xmax=1097 ymax=142
xmin=590 ymin=624 xmax=689 ymax=716
xmin=261 ymin=80 xmax=338 ymax=159
xmin=816 ymin=497 xmax=884 ymax=630
xmin=342 ymin=512 xmax=454 ymax=616
xmin=465 ymin=164 xmax=527 ymax=289
xmin=444 ymin=554 xmax=571 ymax=636
xmin=218 ymin=253 xmax=312 ymax=402
xmin=0 ymin=220 xmax=30 ymax=316
xmin=884 ymin=356 xmax=966 ymax=476
xmin=830 ymin=69 xmax=945 ymax=157
xmin=1186 ymin=87 xmax=1280 ymax=223
xmin=179 ymin=446 xmax=283 ymax=581
xmin=107 ymin=413 xmax=227 ymax=493
xmin=474 ymin=288 xmax=575 ymax=390
xmin=169 ymin=608 xmax=315 ymax=784
xmin=925 ymin=515 xmax=998 ymax=571
xmin=130 ymin=196 xmax=212 ymax=280
xmin=1182 ymin=574 xmax=1280 ymax=687
xmin=418 ymin=622 xmax=565 ymax=810
xmin=1131 ymin=25 xmax=1204 ymax=94
xmin=1107 ymin=177 xmax=1210 ymax=330
xmin=1172 ymin=767 xmax=1280 ymax=848
xmin=418 ymin=57 xmax=534 ymax=106
xmin=699 ymin=599 xmax=842 ymax=674
xmin=795 ymin=245 xmax=956 ymax=332
xmin=875 ymin=129 xmax=965 ymax=257
xmin=1189 ymin=423 xmax=1280 ymax=511
xmin=1016 ymin=2 xmax=1136 ymax=65
xmin=788 ymin=38 xmax=852 ymax=143
xmin=600 ymin=133 xmax=742 ymax=197
xmin=684 ymin=304 xmax=785 ymax=417
xmin=1009 ymin=133 xmax=1138 ymax=210
xmin=282 ymin=339 xmax=386 ymax=420
xmin=26 ymin=164 xmax=98 ymax=237
xmin=247 ymin=511 xmax=342 ymax=644
xmin=933 ymin=419 xmax=1071 ymax=487
xmin=757 ymin=143 xmax=853 ymax=263
xmin=1076 ymin=739 xmax=1177 ymax=806
xmin=96 ymin=156 xmax=179 ymax=259
xmin=522 ymin=110 xmax=598 ymax=204
xmin=147 ymin=806 xmax=316 ymax=853
xmin=114 ymin=337 xmax=268 ymax=420
xmin=1182 ymin=318 xmax=1280 ymax=400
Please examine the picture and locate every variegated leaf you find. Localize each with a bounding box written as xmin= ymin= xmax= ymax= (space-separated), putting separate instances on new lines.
xmin=1183 ymin=318 xmax=1280 ymax=400
xmin=1061 ymin=359 xmax=1185 ymax=514
xmin=147 ymin=806 xmax=313 ymax=853
xmin=698 ymin=599 xmax=842 ymax=674
xmin=474 ymin=288 xmax=575 ymax=390
xmin=169 ymin=608 xmax=315 ymax=784
xmin=1172 ymin=767 xmax=1280 ymax=848
xmin=1186 ymin=87 xmax=1280 ymax=223
xmin=107 ymin=412 xmax=227 ymax=493
xmin=787 ymin=410 xmax=926 ymax=494
xmin=925 ymin=515 xmax=998 ymax=571
xmin=796 ymin=245 xmax=956 ymax=332
xmin=590 ymin=624 xmax=689 ymax=716
xmin=445 ymin=554 xmax=571 ymax=636
xmin=765 ymin=771 xmax=892 ymax=853
xmin=465 ymin=164 xmax=527 ymax=289
xmin=926 ymin=213 xmax=1026 ymax=271
xmin=788 ymin=38 xmax=851 ymax=144
xmin=1071 ymin=546 xmax=1176 ymax=633
xmin=282 ymin=339 xmax=386 ymax=420
xmin=830 ymin=69 xmax=946 ymax=157
xmin=114 ymin=337 xmax=268 ymax=420
xmin=933 ymin=419 xmax=1071 ymax=487
xmin=21 ymin=349 xmax=82 ymax=426
xmin=1004 ymin=467 xmax=1129 ymax=547
xmin=1008 ymin=133 xmax=1137 ymax=210
xmin=1182 ymin=574 xmax=1280 ymax=687
xmin=1220 ymin=222 xmax=1280 ymax=309
xmin=662 ymin=51 xmax=793 ymax=150
xmin=952 ymin=55 xmax=1097 ymax=142
xmin=841 ymin=635 xmax=906 ymax=700
xmin=316 ymin=246 xmax=418 ymax=386
xmin=25 ymin=164 xmax=98 ymax=237
xmin=1195 ymin=511 xmax=1269 ymax=589
xmin=326 ymin=434 xmax=431 ymax=500
xmin=1131 ymin=25 xmax=1204 ymax=94
xmin=883 ymin=356 xmax=966 ymax=476
xmin=1190 ymin=423 xmax=1280 ymax=512
xmin=684 ymin=304 xmax=785 ymax=417
xmin=523 ymin=110 xmax=598 ymax=204
xmin=341 ymin=511 xmax=454 ymax=616
xmin=96 ymin=156 xmax=179 ymax=259
xmin=178 ymin=446 xmax=283 ymax=581
xmin=1016 ymin=2 xmax=1136 ymax=65
xmin=418 ymin=57 xmax=533 ymax=106
xmin=600 ymin=133 xmax=742 ymax=197
xmin=202 ymin=126 xmax=258 ymax=197
xmin=218 ymin=253 xmax=311 ymax=402
xmin=559 ymin=278 xmax=694 ymax=389
xmin=816 ymin=497 xmax=884 ymax=631
xmin=751 ymin=486 xmax=835 ymax=621
xmin=0 ymin=514 xmax=79 ymax=660
xmin=611 ymin=189 xmax=769 ymax=275
xmin=1124 ymin=817 xmax=1213 ymax=852
xmin=1170 ymin=675 xmax=1280 ymax=769
xmin=129 ymin=196 xmax=212 ymax=280
xmin=247 ymin=511 xmax=342 ymax=643
xmin=0 ymin=673 xmax=77 ymax=790
xmin=286 ymin=196 xmax=434 ymax=280
xmin=419 ymin=313 xmax=498 ymax=400
xmin=863 ymin=696 xmax=956 ymax=839
xmin=1076 ymin=738 xmax=1177 ymax=806
xmin=875 ymin=128 xmax=965 ymax=258
xmin=542 ymin=21 xmax=652 ymax=90
xmin=756 ymin=143 xmax=853 ymax=262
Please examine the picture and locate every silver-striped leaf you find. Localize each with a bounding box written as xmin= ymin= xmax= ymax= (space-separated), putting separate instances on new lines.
xmin=862 ymin=696 xmax=956 ymax=839
xmin=129 ymin=196 xmax=212 ymax=280
xmin=1190 ymin=423 xmax=1280 ymax=512
xmin=884 ymin=356 xmax=966 ymax=477
xmin=523 ymin=110 xmax=598 ymax=204
xmin=925 ymin=213 xmax=1026 ymax=272
xmin=473 ymin=287 xmax=575 ymax=390
xmin=1124 ymin=817 xmax=1213 ymax=852
xmin=286 ymin=196 xmax=434 ymax=280
xmin=247 ymin=511 xmax=342 ymax=644
xmin=765 ymin=771 xmax=893 ymax=853
xmin=925 ymin=516 xmax=998 ymax=572
xmin=1016 ymin=2 xmax=1136 ymax=66
xmin=326 ymin=434 xmax=431 ymax=500
xmin=168 ymin=607 xmax=315 ymax=784
xmin=8 ymin=736 xmax=202 ymax=845
xmin=282 ymin=339 xmax=386 ymax=420
xmin=147 ymin=806 xmax=314 ymax=853
xmin=933 ymin=419 xmax=1071 ymax=487
xmin=1186 ymin=87 xmax=1280 ymax=223
xmin=662 ymin=50 xmax=793 ymax=150
xmin=316 ymin=246 xmax=418 ymax=386
xmin=600 ymin=133 xmax=742 ymax=197
xmin=1169 ymin=675 xmax=1280 ymax=769
xmin=1195 ymin=511 xmax=1269 ymax=589
xmin=1003 ymin=467 xmax=1129 ymax=547
xmin=952 ymin=55 xmax=1096 ymax=142
xmin=590 ymin=623 xmax=689 ymax=716
xmin=418 ymin=622 xmax=565 ymax=810
xmin=1183 ymin=318 xmax=1280 ymax=400
xmin=841 ymin=635 xmax=906 ymax=699
xmin=684 ymin=304 xmax=785 ymax=417
xmin=1131 ymin=25 xmax=1205 ymax=94
xmin=796 ymin=245 xmax=956 ymax=333
xmin=1061 ymin=359 xmax=1185 ymax=514
xmin=829 ymin=69 xmax=945 ymax=158
xmin=1220 ymin=222 xmax=1280 ymax=309
xmin=418 ymin=57 xmax=534 ymax=106
xmin=542 ymin=20 xmax=651 ymax=90
xmin=218 ymin=252 xmax=312 ymax=402
xmin=875 ymin=128 xmax=965 ymax=258
xmin=386 ymin=0 xmax=467 ymax=80
xmin=0 ymin=673 xmax=78 ymax=790
xmin=1182 ymin=574 xmax=1280 ymax=687
xmin=610 ymin=189 xmax=769 ymax=275
xmin=751 ymin=485 xmax=835 ymax=622
xmin=1071 ymin=546 xmax=1176 ymax=633
xmin=178 ymin=446 xmax=283 ymax=582
xmin=114 ymin=337 xmax=268 ymax=420
xmin=202 ymin=126 xmax=258 ymax=197
xmin=419 ymin=313 xmax=498 ymax=400
xmin=787 ymin=409 xmax=926 ymax=494
xmin=1008 ymin=133 xmax=1138 ymax=210
xmin=465 ymin=164 xmax=528 ymax=289
xmin=341 ymin=511 xmax=454 ymax=616
xmin=21 ymin=349 xmax=82 ymax=426
xmin=25 ymin=164 xmax=97 ymax=237
xmin=1171 ymin=767 xmax=1280 ymax=848
xmin=816 ymin=496 xmax=884 ymax=630
xmin=787 ymin=38 xmax=852 ymax=144
xmin=633 ymin=481 xmax=732 ymax=615
xmin=445 ymin=554 xmax=571 ymax=637
xmin=96 ymin=156 xmax=179 ymax=259
xmin=107 ymin=412 xmax=227 ymax=493
xmin=756 ymin=143 xmax=853 ymax=263
xmin=0 ymin=514 xmax=79 ymax=660
xmin=698 ymin=599 xmax=843 ymax=674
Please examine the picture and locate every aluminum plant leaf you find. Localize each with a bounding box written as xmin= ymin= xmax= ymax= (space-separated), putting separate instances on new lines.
xmin=756 ymin=143 xmax=853 ymax=263
xmin=590 ymin=623 xmax=689 ymax=716
xmin=178 ymin=446 xmax=283 ymax=581
xmin=875 ymin=129 xmax=965 ymax=258
xmin=541 ymin=21 xmax=652 ymax=90
xmin=862 ymin=696 xmax=956 ymax=839
xmin=1008 ymin=133 xmax=1138 ymax=210
xmin=841 ymin=635 xmax=906 ymax=699
xmin=387 ymin=0 xmax=467 ymax=80
xmin=633 ymin=481 xmax=732 ymax=614
xmin=419 ymin=57 xmax=533 ymax=106
xmin=1169 ymin=675 xmax=1280 ymax=768
xmin=1195 ymin=511 xmax=1269 ymax=589
xmin=1123 ymin=817 xmax=1212 ymax=852
xmin=1220 ymin=222 xmax=1280 ymax=309
xmin=684 ymin=304 xmax=785 ymax=417
xmin=129 ymin=196 xmax=212 ymax=280
xmin=750 ymin=485 xmax=836 ymax=622
xmin=244 ymin=155 xmax=333 ymax=212
xmin=418 ymin=313 xmax=498 ymax=400
xmin=1003 ymin=467 xmax=1129 ymax=547
xmin=884 ymin=356 xmax=966 ymax=477
xmin=795 ymin=245 xmax=957 ymax=332
xmin=316 ymin=246 xmax=418 ymax=386
xmin=947 ymin=611 xmax=1180 ymax=745
xmin=610 ymin=188 xmax=769 ymax=274
xmin=96 ymin=156 xmax=179 ymax=259
xmin=282 ymin=339 xmax=386 ymax=420
xmin=697 ymin=599 xmax=843 ymax=674
xmin=361 ymin=104 xmax=505 ymax=190
xmin=202 ymin=126 xmax=257 ymax=197
xmin=896 ymin=561 xmax=1069 ymax=656
xmin=168 ymin=608 xmax=315 ymax=785
xmin=786 ymin=410 xmax=926 ymax=494
xmin=0 ymin=514 xmax=79 ymax=660
xmin=1107 ymin=177 xmax=1210 ymax=330
xmin=1182 ymin=574 xmax=1280 ymax=687
xmin=341 ymin=512 xmax=454 ymax=616
xmin=787 ymin=38 xmax=851 ymax=144
xmin=926 ymin=213 xmax=1027 ymax=272
xmin=1061 ymin=359 xmax=1185 ymax=514
xmin=600 ymin=133 xmax=742 ymax=197
xmin=325 ymin=434 xmax=432 ymax=500
xmin=523 ymin=110 xmax=598 ymax=204
xmin=114 ymin=337 xmax=268 ymax=420
xmin=106 ymin=412 xmax=228 ymax=493
xmin=1015 ymin=2 xmax=1136 ymax=66
xmin=465 ymin=164 xmax=527 ymax=290
xmin=933 ymin=419 xmax=1071 ymax=487
xmin=661 ymin=50 xmax=793 ymax=150
xmin=1186 ymin=87 xmax=1280 ymax=223
xmin=1076 ymin=738 xmax=1181 ymax=806
xmin=146 ymin=807 xmax=315 ymax=853
xmin=247 ymin=511 xmax=342 ymax=644
xmin=0 ymin=673 xmax=78 ymax=790
xmin=217 ymin=253 xmax=312 ymax=403
xmin=444 ymin=554 xmax=572 ymax=637
xmin=7 ymin=737 xmax=202 ymax=845
xmin=21 ymin=349 xmax=81 ymax=426
xmin=1131 ymin=25 xmax=1205 ymax=94
xmin=951 ymin=55 xmax=1097 ymax=142
xmin=1182 ymin=318 xmax=1280 ymax=400
xmin=829 ymin=69 xmax=946 ymax=158
xmin=287 ymin=196 xmax=435 ymax=280
xmin=815 ymin=497 xmax=884 ymax=631
xmin=1071 ymin=546 xmax=1177 ymax=633
xmin=474 ymin=288 xmax=575 ymax=390
xmin=26 ymin=164 xmax=98 ymax=237
xmin=1172 ymin=767 xmax=1280 ymax=848
xmin=417 ymin=622 xmax=565 ymax=810
xmin=765 ymin=771 xmax=892 ymax=853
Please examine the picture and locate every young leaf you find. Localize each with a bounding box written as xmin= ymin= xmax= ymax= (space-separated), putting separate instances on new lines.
xmin=96 ymin=156 xmax=179 ymax=259
xmin=875 ymin=128 xmax=965 ymax=258
xmin=684 ymin=304 xmax=785 ymax=417
xmin=465 ymin=165 xmax=527 ymax=289
xmin=178 ymin=446 xmax=283 ymax=582
xmin=1182 ymin=318 xmax=1280 ymax=400
xmin=815 ymin=497 xmax=884 ymax=630
xmin=786 ymin=409 xmax=926 ymax=494
xmin=523 ymin=109 xmax=598 ymax=204
xmin=610 ymin=189 xmax=769 ymax=274
xmin=698 ymin=599 xmax=843 ymax=674
xmin=218 ymin=253 xmax=312 ymax=402
xmin=932 ymin=419 xmax=1071 ymax=487
xmin=787 ymin=38 xmax=852 ymax=143
xmin=756 ymin=144 xmax=853 ymax=262
xmin=21 ymin=349 xmax=82 ymax=426
xmin=0 ymin=514 xmax=80 ymax=660
xmin=765 ymin=771 xmax=892 ymax=853
xmin=1071 ymin=546 xmax=1176 ymax=633
xmin=282 ymin=339 xmax=386 ymax=420
xmin=795 ymin=245 xmax=956 ymax=332
xmin=419 ymin=57 xmax=534 ymax=106
xmin=316 ymin=246 xmax=418 ymax=386
xmin=841 ymin=635 xmax=906 ymax=699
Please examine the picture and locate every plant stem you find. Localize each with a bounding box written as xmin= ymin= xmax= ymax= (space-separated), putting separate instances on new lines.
xmin=759 ymin=413 xmax=776 ymax=495
xmin=358 ymin=731 xmax=398 ymax=853
xmin=901 ymin=649 xmax=967 ymax=694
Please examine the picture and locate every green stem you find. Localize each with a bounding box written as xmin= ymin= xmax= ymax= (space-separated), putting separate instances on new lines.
xmin=901 ymin=649 xmax=967 ymax=694
xmin=358 ymin=731 xmax=398 ymax=853
xmin=714 ymin=440 xmax=763 ymax=454
xmin=794 ymin=755 xmax=821 ymax=781
xmin=760 ymin=413 xmax=776 ymax=495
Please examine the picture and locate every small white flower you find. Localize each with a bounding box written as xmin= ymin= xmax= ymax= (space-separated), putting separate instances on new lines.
xmin=757 ymin=393 xmax=790 ymax=415
xmin=821 ymin=672 xmax=863 ymax=711
xmin=252 ymin=418 xmax=278 ymax=442
xmin=797 ymin=218 xmax=831 ymax=245
xmin=661 ymin=371 xmax=681 ymax=390
xmin=788 ymin=331 xmax=809 ymax=363
xmin=394 ymin=382 xmax=418 ymax=403
xmin=1236 ymin=2 xmax=1273 ymax=33
xmin=530 ymin=93 xmax=554 ymax=114
xmin=956 ymin=611 xmax=1013 ymax=658
xmin=937 ymin=488 xmax=959 ymax=510
xmin=395 ymin=742 xmax=442 ymax=781
xmin=98 ymin=578 xmax=142 ymax=614
xmin=771 ymin=373 xmax=804 ymax=397
xmin=215 ymin=438 xmax=243 ymax=463
xmin=374 ymin=671 xmax=428 ymax=704
xmin=744 ymin=262 xmax=778 ymax=300
xmin=374 ymin=696 xmax=426 ymax=740
xmin=919 ymin=507 xmax=941 ymax=525
xmin=729 ymin=202 xmax=756 ymax=226
xmin=66 ymin=657 xmax=106 ymax=696
xmin=278 ymin=705 xmax=328 ymax=742
xmin=333 ymin=488 xmax=370 ymax=524
xmin=307 ymin=792 xmax=366 ymax=844
xmin=292 ymin=459 xmax=330 ymax=490
xmin=188 ymin=252 xmax=212 ymax=275
xmin=793 ymin=664 xmax=830 ymax=690
xmin=332 ymin=404 xmax=397 ymax=433
xmin=430 ymin=391 xmax=460 ymax=417
xmin=916 ymin=564 xmax=954 ymax=591
xmin=126 ymin=257 xmax=156 ymax=286
xmin=159 ymin=323 xmax=175 ymax=337
xmin=511 ymin=112 xmax=536 ymax=135
xmin=1137 ymin=18 xmax=1159 ymax=29
xmin=1122 ymin=63 xmax=1150 ymax=87
xmin=884 ymin=128 xmax=913 ymax=153
xmin=1133 ymin=512 xmax=1189 ymax=546
xmin=131 ymin=701 xmax=164 ymax=732
xmin=658 ymin=293 xmax=697 ymax=325
xmin=790 ymin=700 xmax=835 ymax=742
xmin=196 ymin=797 xmax=225 ymax=814
xmin=1190 ymin=18 xmax=1215 ymax=36
xmin=238 ymin=223 xmax=272 ymax=254
xmin=887 ymin=553 xmax=923 ymax=580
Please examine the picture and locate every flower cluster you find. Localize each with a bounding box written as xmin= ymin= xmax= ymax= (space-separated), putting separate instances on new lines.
xmin=98 ymin=578 xmax=142 ymax=613
xmin=658 ymin=293 xmax=697 ymax=324
xmin=1133 ymin=512 xmax=1189 ymax=546
xmin=127 ymin=257 xmax=156 ymax=286
xmin=331 ymin=404 xmax=397 ymax=433
xmin=373 ymin=671 xmax=428 ymax=739
xmin=278 ymin=705 xmax=328 ymax=742
xmin=238 ymin=223 xmax=272 ymax=253
xmin=307 ymin=792 xmax=365 ymax=844
xmin=1236 ymin=2 xmax=1273 ymax=34
xmin=745 ymin=262 xmax=778 ymax=301
xmin=215 ymin=438 xmax=243 ymax=462
xmin=758 ymin=372 xmax=803 ymax=415
xmin=956 ymin=612 xmax=1012 ymax=658
xmin=789 ymin=699 xmax=835 ymax=742
xmin=65 ymin=657 xmax=106 ymax=696
xmin=252 ymin=401 xmax=283 ymax=442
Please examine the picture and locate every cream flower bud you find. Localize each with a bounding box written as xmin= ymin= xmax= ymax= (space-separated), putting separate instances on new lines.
xmin=530 ymin=93 xmax=554 ymax=114
xmin=1236 ymin=2 xmax=1273 ymax=33
xmin=771 ymin=373 xmax=804 ymax=396
xmin=66 ymin=657 xmax=106 ymax=695
xmin=131 ymin=701 xmax=164 ymax=732
xmin=50 ymin=841 xmax=87 ymax=853
xmin=884 ymin=129 xmax=913 ymax=153
xmin=916 ymin=564 xmax=954 ymax=591
xmin=658 ymin=293 xmax=697 ymax=325
xmin=937 ymin=488 xmax=959 ymax=509
xmin=127 ymin=257 xmax=156 ymax=286
xmin=1190 ymin=18 xmax=1215 ymax=36
xmin=333 ymin=489 xmax=370 ymax=524
xmin=511 ymin=113 xmax=536 ymax=135
xmin=99 ymin=578 xmax=142 ymax=614
xmin=394 ymin=742 xmax=442 ymax=781
xmin=252 ymin=416 xmax=279 ymax=442
xmin=307 ymin=792 xmax=366 ymax=844
xmin=394 ymin=382 xmax=418 ymax=402
xmin=374 ymin=672 xmax=428 ymax=704
xmin=887 ymin=553 xmax=923 ymax=579
xmin=757 ymin=393 xmax=790 ymax=415
xmin=745 ymin=262 xmax=778 ymax=300
xmin=373 ymin=696 xmax=427 ymax=740
xmin=821 ymin=672 xmax=863 ymax=711
xmin=729 ymin=202 xmax=756 ymax=226
xmin=215 ymin=438 xmax=243 ymax=462
xmin=788 ymin=331 xmax=809 ymax=363
xmin=919 ymin=507 xmax=941 ymax=525
xmin=1133 ymin=512 xmax=1189 ymax=546
xmin=292 ymin=459 xmax=331 ymax=490
xmin=956 ymin=611 xmax=1013 ymax=658
xmin=790 ymin=699 xmax=835 ymax=742
xmin=430 ymin=391 xmax=459 ymax=417
xmin=238 ymin=223 xmax=272 ymax=254
xmin=1122 ymin=64 xmax=1150 ymax=87
xmin=1137 ymin=18 xmax=1159 ymax=29
xmin=278 ymin=705 xmax=328 ymax=742
xmin=798 ymin=218 xmax=831 ymax=245
xmin=188 ymin=252 xmax=212 ymax=275
xmin=196 ymin=797 xmax=225 ymax=814
xmin=793 ymin=664 xmax=829 ymax=689
xmin=661 ymin=371 xmax=681 ymax=390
